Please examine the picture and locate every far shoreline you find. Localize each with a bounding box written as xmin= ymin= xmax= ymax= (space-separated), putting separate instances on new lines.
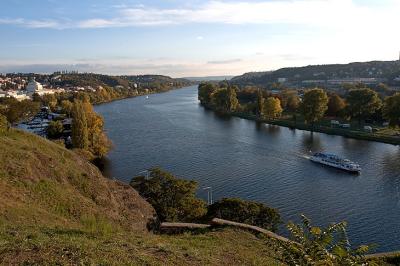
xmin=201 ymin=104 xmax=400 ymax=146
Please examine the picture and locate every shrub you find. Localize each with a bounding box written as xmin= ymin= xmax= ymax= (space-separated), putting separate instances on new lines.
xmin=207 ymin=198 xmax=281 ymax=232
xmin=47 ymin=120 xmax=64 ymax=139
xmin=275 ymin=215 xmax=375 ymax=266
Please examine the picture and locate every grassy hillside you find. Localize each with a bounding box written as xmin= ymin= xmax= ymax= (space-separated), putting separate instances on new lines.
xmin=0 ymin=129 xmax=281 ymax=265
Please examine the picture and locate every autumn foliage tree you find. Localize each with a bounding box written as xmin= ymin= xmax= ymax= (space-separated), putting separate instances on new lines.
xmin=327 ymin=93 xmax=346 ymax=117
xmin=71 ymin=100 xmax=89 ymax=150
xmin=256 ymin=89 xmax=265 ymax=117
xmin=71 ymin=98 xmax=111 ymax=157
xmin=264 ymin=97 xmax=283 ymax=120
xmin=301 ymin=88 xmax=329 ymax=128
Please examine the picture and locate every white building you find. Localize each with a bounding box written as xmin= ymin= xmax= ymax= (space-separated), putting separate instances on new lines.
xmin=25 ymin=80 xmax=59 ymax=97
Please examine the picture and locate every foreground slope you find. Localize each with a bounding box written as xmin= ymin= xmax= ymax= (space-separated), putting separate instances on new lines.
xmin=0 ymin=130 xmax=281 ymax=265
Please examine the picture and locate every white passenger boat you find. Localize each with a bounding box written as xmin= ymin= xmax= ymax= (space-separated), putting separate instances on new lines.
xmin=310 ymin=152 xmax=361 ymax=173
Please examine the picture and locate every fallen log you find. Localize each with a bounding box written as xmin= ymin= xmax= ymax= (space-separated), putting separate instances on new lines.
xmin=160 ymin=222 xmax=211 ymax=230
xmin=211 ymin=218 xmax=292 ymax=243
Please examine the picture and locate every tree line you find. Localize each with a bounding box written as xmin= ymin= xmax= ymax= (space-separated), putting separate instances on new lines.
xmin=198 ymin=82 xmax=400 ymax=129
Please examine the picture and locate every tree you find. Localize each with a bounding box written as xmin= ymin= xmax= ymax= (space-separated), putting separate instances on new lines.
xmin=286 ymin=94 xmax=300 ymax=112
xmin=256 ymin=89 xmax=265 ymax=117
xmin=276 ymin=215 xmax=373 ymax=265
xmin=327 ymin=93 xmax=346 ymax=117
xmin=1 ymin=98 xmax=40 ymax=124
xmin=346 ymin=88 xmax=382 ymax=124
xmin=47 ymin=120 xmax=64 ymax=139
xmin=71 ymin=100 xmax=89 ymax=149
xmin=130 ymin=168 xmax=207 ymax=222
xmin=41 ymin=94 xmax=58 ymax=110
xmin=198 ymin=83 xmax=216 ymax=105
xmin=383 ymin=93 xmax=400 ymax=128
xmin=81 ymin=98 xmax=110 ymax=157
xmin=264 ymin=97 xmax=283 ymax=119
xmin=301 ymin=88 xmax=329 ymax=128
xmin=280 ymin=90 xmax=300 ymax=112
xmin=226 ymin=86 xmax=239 ymax=112
xmin=61 ymin=100 xmax=73 ymax=117
xmin=207 ymin=198 xmax=281 ymax=232
xmin=211 ymin=87 xmax=239 ymax=113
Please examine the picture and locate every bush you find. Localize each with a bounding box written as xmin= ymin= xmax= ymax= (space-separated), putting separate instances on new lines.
xmin=207 ymin=198 xmax=281 ymax=232
xmin=275 ymin=215 xmax=374 ymax=266
xmin=47 ymin=120 xmax=64 ymax=139
xmin=130 ymin=168 xmax=207 ymax=223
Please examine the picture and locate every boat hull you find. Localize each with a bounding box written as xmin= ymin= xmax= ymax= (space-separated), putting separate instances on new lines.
xmin=310 ymin=157 xmax=361 ymax=174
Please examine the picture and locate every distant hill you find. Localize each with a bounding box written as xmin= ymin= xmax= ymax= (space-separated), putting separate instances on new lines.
xmin=184 ymin=76 xmax=234 ymax=82
xmin=53 ymin=73 xmax=192 ymax=89
xmin=231 ymin=61 xmax=400 ymax=87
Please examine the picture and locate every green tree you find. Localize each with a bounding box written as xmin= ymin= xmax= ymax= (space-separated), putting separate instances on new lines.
xmin=276 ymin=215 xmax=373 ymax=266
xmin=301 ymin=88 xmax=329 ymax=128
xmin=130 ymin=168 xmax=207 ymax=222
xmin=207 ymin=198 xmax=281 ymax=232
xmin=264 ymin=97 xmax=283 ymax=120
xmin=280 ymin=90 xmax=300 ymax=112
xmin=198 ymin=83 xmax=216 ymax=105
xmin=383 ymin=93 xmax=400 ymax=128
xmin=71 ymin=100 xmax=89 ymax=149
xmin=327 ymin=93 xmax=346 ymax=117
xmin=1 ymin=99 xmax=40 ymax=124
xmin=47 ymin=120 xmax=64 ymax=139
xmin=256 ymin=89 xmax=265 ymax=117
xmin=346 ymin=88 xmax=382 ymax=124
xmin=211 ymin=87 xmax=239 ymax=113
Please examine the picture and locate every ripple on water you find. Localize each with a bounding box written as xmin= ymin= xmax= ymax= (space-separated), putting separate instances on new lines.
xmin=95 ymin=86 xmax=400 ymax=252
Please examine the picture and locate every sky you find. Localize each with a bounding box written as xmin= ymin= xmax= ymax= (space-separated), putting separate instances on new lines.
xmin=0 ymin=0 xmax=399 ymax=77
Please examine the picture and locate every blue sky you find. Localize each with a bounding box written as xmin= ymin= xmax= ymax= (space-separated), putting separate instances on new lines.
xmin=0 ymin=0 xmax=399 ymax=77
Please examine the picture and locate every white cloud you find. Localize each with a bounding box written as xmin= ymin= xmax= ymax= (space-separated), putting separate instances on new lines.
xmin=1 ymin=0 xmax=399 ymax=30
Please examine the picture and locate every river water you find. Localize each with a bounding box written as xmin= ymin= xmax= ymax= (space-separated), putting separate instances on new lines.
xmin=95 ymin=85 xmax=400 ymax=252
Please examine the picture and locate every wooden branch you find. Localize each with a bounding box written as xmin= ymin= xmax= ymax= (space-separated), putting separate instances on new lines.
xmin=211 ymin=218 xmax=292 ymax=243
xmin=160 ymin=222 xmax=211 ymax=230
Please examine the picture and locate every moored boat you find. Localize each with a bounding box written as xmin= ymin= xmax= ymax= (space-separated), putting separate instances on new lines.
xmin=310 ymin=152 xmax=361 ymax=173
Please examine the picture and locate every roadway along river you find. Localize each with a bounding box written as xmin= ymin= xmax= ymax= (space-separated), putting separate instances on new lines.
xmin=95 ymin=85 xmax=400 ymax=253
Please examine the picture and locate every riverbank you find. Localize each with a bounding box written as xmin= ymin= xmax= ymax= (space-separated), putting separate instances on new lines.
xmin=92 ymin=85 xmax=193 ymax=106
xmin=201 ymin=104 xmax=400 ymax=146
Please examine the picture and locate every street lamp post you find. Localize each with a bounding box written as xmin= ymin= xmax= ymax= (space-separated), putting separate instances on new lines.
xmin=138 ymin=170 xmax=150 ymax=179
xmin=203 ymin=186 xmax=213 ymax=205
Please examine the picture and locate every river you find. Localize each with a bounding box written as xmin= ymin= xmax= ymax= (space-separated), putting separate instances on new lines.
xmin=95 ymin=85 xmax=400 ymax=252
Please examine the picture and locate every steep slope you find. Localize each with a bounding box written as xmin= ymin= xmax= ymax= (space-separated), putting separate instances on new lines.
xmin=0 ymin=129 xmax=156 ymax=231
